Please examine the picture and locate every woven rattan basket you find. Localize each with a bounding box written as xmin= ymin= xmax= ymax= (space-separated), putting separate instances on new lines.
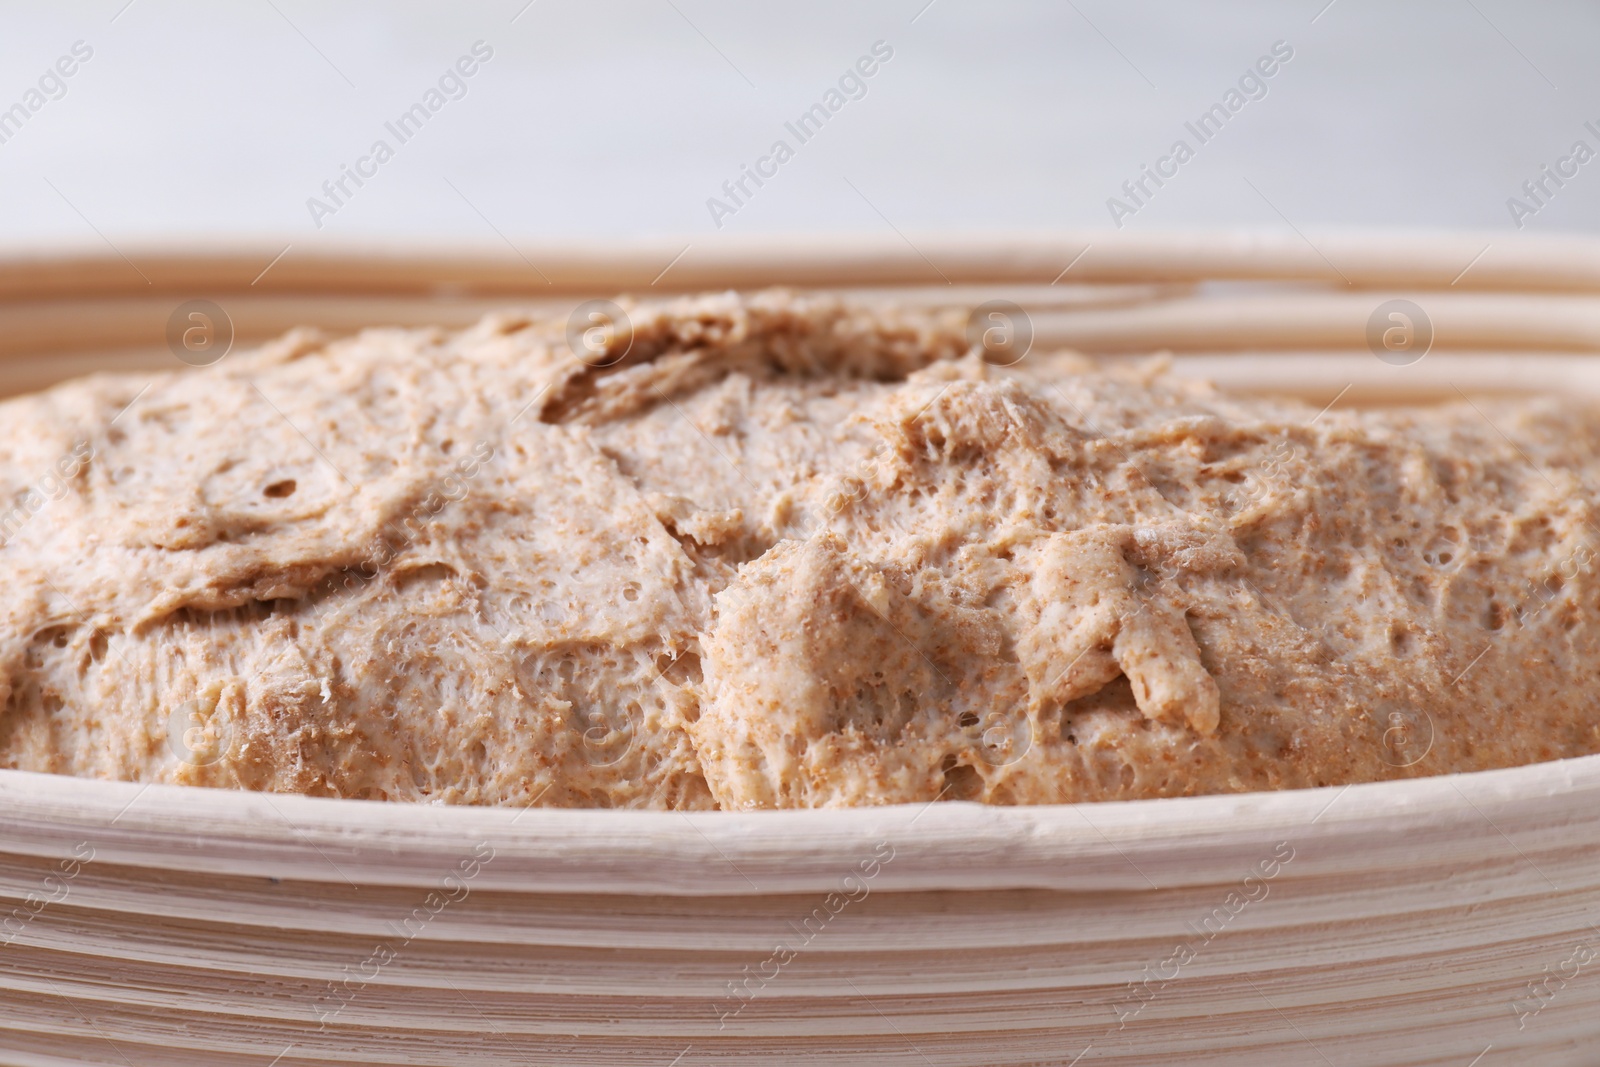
xmin=2 ymin=233 xmax=1599 ymax=1066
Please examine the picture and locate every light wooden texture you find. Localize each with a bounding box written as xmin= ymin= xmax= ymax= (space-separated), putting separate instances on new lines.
xmin=6 ymin=231 xmax=1600 ymax=297
xmin=2 ymin=235 xmax=1599 ymax=1066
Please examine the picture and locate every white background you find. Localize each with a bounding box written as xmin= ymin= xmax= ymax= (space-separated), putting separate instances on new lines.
xmin=1 ymin=0 xmax=1597 ymax=248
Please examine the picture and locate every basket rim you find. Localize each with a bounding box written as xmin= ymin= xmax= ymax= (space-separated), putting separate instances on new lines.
xmin=1 ymin=231 xmax=1600 ymax=298
xmin=1 ymin=752 xmax=1594 ymax=896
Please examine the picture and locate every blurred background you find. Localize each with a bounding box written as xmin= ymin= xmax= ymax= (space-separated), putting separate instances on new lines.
xmin=2 ymin=0 xmax=1598 ymax=247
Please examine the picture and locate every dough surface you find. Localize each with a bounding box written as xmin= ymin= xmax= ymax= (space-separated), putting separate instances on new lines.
xmin=1 ymin=290 xmax=1597 ymax=808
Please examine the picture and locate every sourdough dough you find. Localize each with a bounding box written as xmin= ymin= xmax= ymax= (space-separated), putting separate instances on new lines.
xmin=1 ymin=291 xmax=1597 ymax=808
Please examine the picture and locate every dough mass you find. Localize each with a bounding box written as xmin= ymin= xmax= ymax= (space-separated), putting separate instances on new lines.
xmin=1 ymin=291 xmax=1597 ymax=808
